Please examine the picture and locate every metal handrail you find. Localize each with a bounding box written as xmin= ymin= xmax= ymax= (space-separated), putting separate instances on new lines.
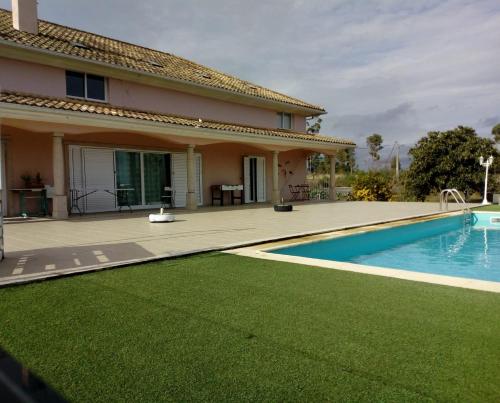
xmin=439 ymin=189 xmax=470 ymax=214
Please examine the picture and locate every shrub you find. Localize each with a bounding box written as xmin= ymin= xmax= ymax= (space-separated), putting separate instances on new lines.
xmin=352 ymin=171 xmax=393 ymax=201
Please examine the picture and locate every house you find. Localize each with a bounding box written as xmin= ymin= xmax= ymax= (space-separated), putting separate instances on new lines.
xmin=0 ymin=0 xmax=354 ymax=219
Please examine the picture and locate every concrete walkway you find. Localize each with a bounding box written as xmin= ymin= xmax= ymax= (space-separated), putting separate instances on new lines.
xmin=0 ymin=202 xmax=464 ymax=285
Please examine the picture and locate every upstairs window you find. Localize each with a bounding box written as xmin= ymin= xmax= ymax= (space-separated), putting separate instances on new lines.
xmin=66 ymin=71 xmax=106 ymax=101
xmin=277 ymin=112 xmax=293 ymax=129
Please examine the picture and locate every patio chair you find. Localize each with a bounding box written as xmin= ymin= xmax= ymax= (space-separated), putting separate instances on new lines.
xmin=288 ymin=184 xmax=301 ymax=201
xmin=161 ymin=187 xmax=175 ymax=209
xmin=300 ymin=184 xmax=311 ymax=200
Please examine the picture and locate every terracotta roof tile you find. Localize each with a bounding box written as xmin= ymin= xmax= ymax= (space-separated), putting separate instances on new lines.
xmin=0 ymin=9 xmax=325 ymax=112
xmin=0 ymin=92 xmax=354 ymax=146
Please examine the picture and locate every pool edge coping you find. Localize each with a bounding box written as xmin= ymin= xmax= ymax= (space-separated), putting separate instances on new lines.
xmin=0 ymin=208 xmax=482 ymax=289
xmin=226 ymin=210 xmax=500 ymax=294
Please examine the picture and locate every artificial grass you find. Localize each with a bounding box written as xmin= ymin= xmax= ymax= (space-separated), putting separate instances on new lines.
xmin=474 ymin=204 xmax=500 ymax=211
xmin=0 ymin=253 xmax=499 ymax=402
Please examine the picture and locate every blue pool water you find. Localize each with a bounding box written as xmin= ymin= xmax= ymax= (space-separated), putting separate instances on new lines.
xmin=271 ymin=213 xmax=500 ymax=282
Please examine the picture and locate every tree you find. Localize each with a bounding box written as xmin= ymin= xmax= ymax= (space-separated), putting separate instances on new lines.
xmin=337 ymin=148 xmax=356 ymax=173
xmin=352 ymin=171 xmax=393 ymax=201
xmin=306 ymin=117 xmax=326 ymax=173
xmin=307 ymin=117 xmax=322 ymax=134
xmin=366 ymin=133 xmax=383 ymax=161
xmin=493 ymin=123 xmax=500 ymax=143
xmin=307 ymin=153 xmax=329 ymax=174
xmin=406 ymin=126 xmax=499 ymax=201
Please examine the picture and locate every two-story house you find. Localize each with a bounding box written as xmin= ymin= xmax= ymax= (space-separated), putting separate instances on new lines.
xmin=0 ymin=0 xmax=354 ymax=219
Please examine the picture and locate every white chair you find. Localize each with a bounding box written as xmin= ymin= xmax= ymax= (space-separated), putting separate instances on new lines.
xmin=161 ymin=187 xmax=175 ymax=209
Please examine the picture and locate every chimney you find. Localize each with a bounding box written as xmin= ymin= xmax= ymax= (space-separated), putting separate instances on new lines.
xmin=12 ymin=0 xmax=38 ymax=34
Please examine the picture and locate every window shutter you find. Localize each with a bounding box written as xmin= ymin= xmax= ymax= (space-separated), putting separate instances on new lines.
xmin=256 ymin=157 xmax=266 ymax=202
xmin=195 ymin=154 xmax=203 ymax=206
xmin=172 ymin=153 xmax=187 ymax=207
xmin=243 ymin=157 xmax=251 ymax=203
xmin=82 ymin=148 xmax=116 ymax=212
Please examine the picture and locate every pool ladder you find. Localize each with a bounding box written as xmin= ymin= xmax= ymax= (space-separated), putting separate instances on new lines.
xmin=440 ymin=189 xmax=472 ymax=224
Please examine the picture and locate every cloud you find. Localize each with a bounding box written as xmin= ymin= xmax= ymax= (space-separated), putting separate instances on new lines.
xmin=332 ymin=103 xmax=424 ymax=144
xmin=1 ymin=0 xmax=499 ymax=145
xmin=477 ymin=116 xmax=500 ymax=130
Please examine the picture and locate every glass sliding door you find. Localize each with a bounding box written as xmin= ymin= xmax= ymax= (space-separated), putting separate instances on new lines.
xmin=115 ymin=151 xmax=142 ymax=206
xmin=143 ymin=153 xmax=171 ymax=205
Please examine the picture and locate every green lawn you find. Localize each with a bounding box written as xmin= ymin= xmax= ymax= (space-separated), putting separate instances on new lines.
xmin=0 ymin=253 xmax=499 ymax=402
xmin=474 ymin=204 xmax=500 ymax=211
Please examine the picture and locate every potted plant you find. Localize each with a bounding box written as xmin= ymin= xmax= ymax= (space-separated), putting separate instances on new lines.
xmin=20 ymin=173 xmax=32 ymax=189
xmin=34 ymin=172 xmax=44 ymax=188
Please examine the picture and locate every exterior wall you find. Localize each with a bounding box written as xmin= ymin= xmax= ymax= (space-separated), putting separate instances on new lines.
xmin=0 ymin=58 xmax=65 ymax=97
xmin=109 ymin=79 xmax=281 ymax=129
xmin=293 ymin=114 xmax=307 ymax=132
xmin=0 ymin=57 xmax=309 ymax=132
xmin=2 ymin=127 xmax=310 ymax=215
xmin=277 ymin=149 xmax=309 ymax=200
xmin=64 ymin=132 xmax=187 ymax=152
xmin=3 ymin=128 xmax=53 ymax=216
xmin=196 ymin=143 xmax=308 ymax=204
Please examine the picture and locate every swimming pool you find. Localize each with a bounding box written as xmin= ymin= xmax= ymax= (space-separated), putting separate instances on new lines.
xmin=270 ymin=212 xmax=500 ymax=283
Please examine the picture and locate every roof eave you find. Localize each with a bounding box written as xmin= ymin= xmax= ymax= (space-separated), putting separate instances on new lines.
xmin=0 ymin=40 xmax=326 ymax=116
xmin=0 ymin=101 xmax=351 ymax=151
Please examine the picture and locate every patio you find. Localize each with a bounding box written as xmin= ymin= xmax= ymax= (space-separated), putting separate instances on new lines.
xmin=0 ymin=201 xmax=465 ymax=286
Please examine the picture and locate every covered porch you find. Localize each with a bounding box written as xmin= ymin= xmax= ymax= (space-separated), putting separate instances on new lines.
xmin=0 ymin=93 xmax=353 ymax=219
xmin=0 ymin=201 xmax=464 ymax=285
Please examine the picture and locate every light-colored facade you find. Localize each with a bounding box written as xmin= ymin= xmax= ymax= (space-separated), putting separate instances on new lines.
xmin=0 ymin=1 xmax=354 ymax=219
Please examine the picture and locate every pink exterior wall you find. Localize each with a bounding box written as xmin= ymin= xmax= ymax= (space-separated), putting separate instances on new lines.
xmin=277 ymin=149 xmax=309 ymax=198
xmin=293 ymin=114 xmax=306 ymax=132
xmin=2 ymin=127 xmax=309 ymax=215
xmin=197 ymin=143 xmax=308 ymax=203
xmin=109 ymin=79 xmax=281 ymax=129
xmin=0 ymin=58 xmax=65 ymax=98
xmin=3 ymin=128 xmax=53 ymax=216
xmin=0 ymin=57 xmax=309 ymax=131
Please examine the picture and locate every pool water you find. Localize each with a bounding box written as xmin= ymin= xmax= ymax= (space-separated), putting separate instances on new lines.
xmin=271 ymin=213 xmax=500 ymax=282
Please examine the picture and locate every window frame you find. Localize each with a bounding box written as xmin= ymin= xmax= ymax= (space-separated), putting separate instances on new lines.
xmin=277 ymin=112 xmax=293 ymax=130
xmin=66 ymin=70 xmax=108 ymax=102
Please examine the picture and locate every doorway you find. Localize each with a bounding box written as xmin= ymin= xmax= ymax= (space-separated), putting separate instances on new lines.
xmin=243 ymin=156 xmax=266 ymax=203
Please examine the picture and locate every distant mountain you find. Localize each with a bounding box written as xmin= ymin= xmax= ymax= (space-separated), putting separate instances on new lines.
xmin=354 ymin=143 xmax=412 ymax=171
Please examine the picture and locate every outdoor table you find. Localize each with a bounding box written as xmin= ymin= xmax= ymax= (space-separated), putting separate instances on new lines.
xmin=104 ymin=188 xmax=134 ymax=212
xmin=10 ymin=188 xmax=48 ymax=217
xmin=70 ymin=188 xmax=134 ymax=215
xmin=211 ymin=184 xmax=244 ymax=206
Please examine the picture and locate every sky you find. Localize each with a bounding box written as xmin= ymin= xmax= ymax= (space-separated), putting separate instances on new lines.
xmin=1 ymin=0 xmax=499 ymax=150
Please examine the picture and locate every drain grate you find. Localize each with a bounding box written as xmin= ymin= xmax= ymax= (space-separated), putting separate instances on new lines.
xmin=490 ymin=217 xmax=500 ymax=224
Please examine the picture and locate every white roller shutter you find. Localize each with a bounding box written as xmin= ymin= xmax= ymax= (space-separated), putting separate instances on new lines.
xmin=172 ymin=153 xmax=187 ymax=208
xmin=256 ymin=156 xmax=266 ymax=202
xmin=195 ymin=154 xmax=203 ymax=206
xmin=69 ymin=146 xmax=84 ymax=213
xmin=83 ymin=148 xmax=116 ymax=212
xmin=243 ymin=156 xmax=251 ymax=203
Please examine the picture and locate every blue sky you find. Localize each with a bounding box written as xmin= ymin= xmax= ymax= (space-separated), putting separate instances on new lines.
xmin=2 ymin=0 xmax=500 ymax=149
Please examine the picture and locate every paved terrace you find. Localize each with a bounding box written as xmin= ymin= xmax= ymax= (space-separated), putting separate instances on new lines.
xmin=0 ymin=202 xmax=464 ymax=286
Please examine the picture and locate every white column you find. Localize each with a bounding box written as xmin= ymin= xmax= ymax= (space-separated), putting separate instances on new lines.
xmin=186 ymin=144 xmax=197 ymax=210
xmin=52 ymin=132 xmax=68 ymax=219
xmin=272 ymin=150 xmax=280 ymax=204
xmin=329 ymin=152 xmax=337 ymax=201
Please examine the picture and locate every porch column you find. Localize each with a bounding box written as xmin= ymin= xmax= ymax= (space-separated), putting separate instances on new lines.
xmin=52 ymin=132 xmax=68 ymax=219
xmin=186 ymin=144 xmax=197 ymax=210
xmin=272 ymin=150 xmax=280 ymax=204
xmin=329 ymin=152 xmax=337 ymax=201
